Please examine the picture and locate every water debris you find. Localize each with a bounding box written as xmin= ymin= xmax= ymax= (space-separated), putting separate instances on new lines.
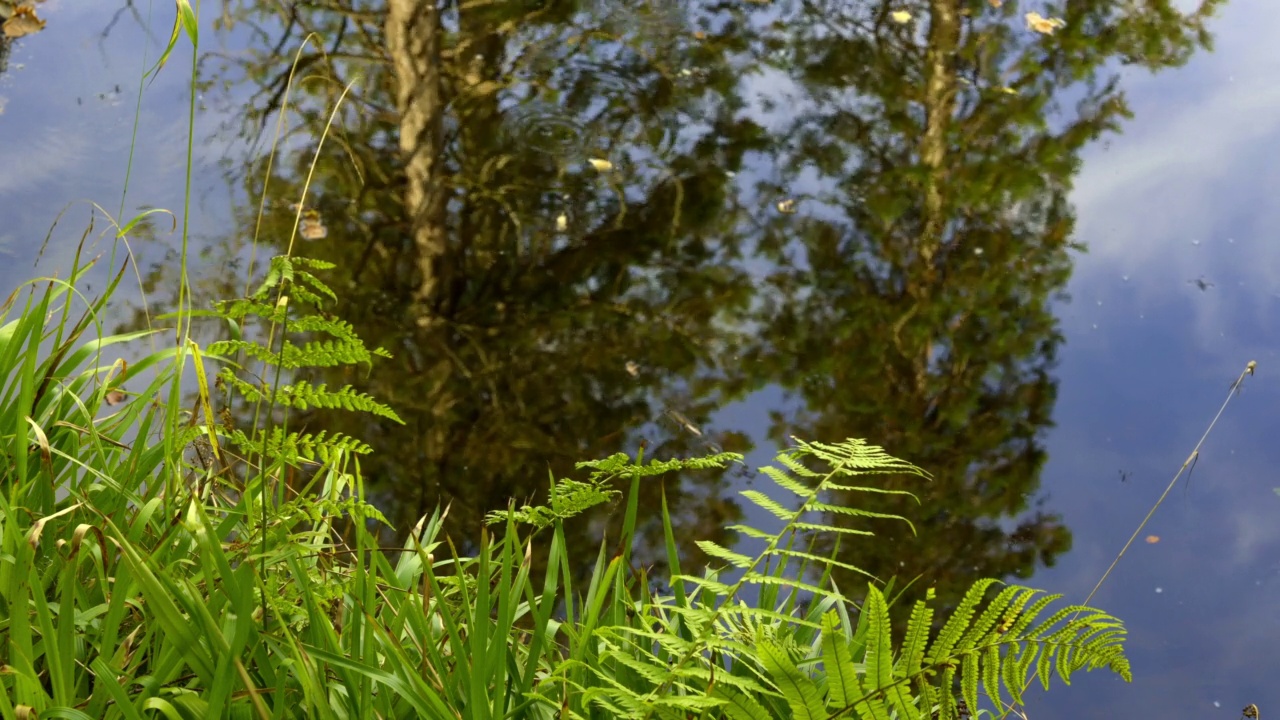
xmin=776 ymin=199 xmax=797 ymax=214
xmin=1025 ymin=12 xmax=1065 ymax=35
xmin=624 ymin=360 xmax=640 ymax=377
xmin=104 ymin=390 xmax=127 ymax=406
xmin=1144 ymin=535 xmax=1159 ymax=544
xmin=588 ymin=158 xmax=614 ymax=172
xmin=298 ymin=209 xmax=328 ymax=241
xmin=555 ymin=213 xmax=568 ymax=232
xmin=890 ymin=10 xmax=912 ymax=23
xmin=1188 ymin=276 xmax=1213 ymax=291
xmin=665 ymin=409 xmax=703 ymax=437
xmin=2 ymin=4 xmax=45 ymax=38
xmin=1229 ymin=361 xmax=1257 ymax=395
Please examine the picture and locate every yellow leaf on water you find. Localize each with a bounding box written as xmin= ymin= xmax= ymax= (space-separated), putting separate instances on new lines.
xmin=555 ymin=213 xmax=568 ymax=232
xmin=2 ymin=4 xmax=46 ymax=38
xmin=588 ymin=158 xmax=614 ymax=172
xmin=1145 ymin=535 xmax=1160 ymax=544
xmin=1025 ymin=11 xmax=1065 ymax=35
xmin=890 ymin=10 xmax=911 ymax=23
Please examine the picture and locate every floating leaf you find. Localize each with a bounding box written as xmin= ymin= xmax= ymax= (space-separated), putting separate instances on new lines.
xmin=299 ymin=219 xmax=328 ymax=241
xmin=1025 ymin=12 xmax=1065 ymax=35
xmin=297 ymin=208 xmax=328 ymax=240
xmin=891 ymin=10 xmax=912 ymax=23
xmin=105 ymin=390 xmax=128 ymax=407
xmin=1145 ymin=535 xmax=1159 ymax=544
xmin=555 ymin=213 xmax=569 ymax=232
xmin=588 ymin=158 xmax=614 ymax=172
xmin=776 ymin=199 xmax=797 ymax=214
xmin=2 ymin=4 xmax=46 ymax=38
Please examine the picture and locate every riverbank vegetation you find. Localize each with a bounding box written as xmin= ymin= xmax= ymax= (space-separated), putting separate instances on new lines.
xmin=0 ymin=247 xmax=1130 ymax=717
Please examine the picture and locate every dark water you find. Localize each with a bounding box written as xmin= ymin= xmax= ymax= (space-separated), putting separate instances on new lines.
xmin=2 ymin=1 xmax=1276 ymax=716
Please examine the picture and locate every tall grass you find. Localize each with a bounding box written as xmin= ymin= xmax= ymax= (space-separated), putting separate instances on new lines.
xmin=0 ymin=3 xmax=1132 ymax=719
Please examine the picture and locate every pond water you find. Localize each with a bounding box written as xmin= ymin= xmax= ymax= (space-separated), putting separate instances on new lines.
xmin=1 ymin=1 xmax=1276 ymax=717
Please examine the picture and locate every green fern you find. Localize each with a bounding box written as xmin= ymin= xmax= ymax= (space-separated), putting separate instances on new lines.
xmin=754 ymin=581 xmax=1130 ymax=720
xmin=203 ymin=254 xmax=403 ymax=470
xmin=556 ymin=439 xmax=1131 ymax=720
xmin=228 ymin=426 xmax=373 ymax=463
xmin=274 ymin=379 xmax=402 ymax=422
xmin=487 ymin=450 xmax=744 ymax=530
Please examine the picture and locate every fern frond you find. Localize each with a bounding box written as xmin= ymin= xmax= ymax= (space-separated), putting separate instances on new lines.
xmin=228 ymin=427 xmax=372 ymax=463
xmin=789 ymin=581 xmax=1133 ymax=720
xmin=217 ymin=368 xmax=267 ymax=404
xmin=277 ymin=380 xmax=403 ymax=423
xmin=282 ymin=339 xmax=377 ymax=369
xmin=863 ymin=590 xmax=919 ymax=720
xmin=713 ymin=687 xmax=773 ymax=720
xmin=284 ymin=314 xmax=362 ymax=342
xmin=695 ymin=541 xmax=754 ymax=569
xmin=541 ymin=439 xmax=1129 ymax=720
xmin=820 ymin=611 xmax=859 ymax=708
xmin=485 ymin=471 xmax=620 ymax=528
xmin=290 ymin=270 xmax=338 ymax=304
xmin=215 ymin=297 xmax=285 ymax=324
xmin=757 ymin=629 xmax=827 ymax=720
xmin=576 ymin=451 xmax=744 ymax=481
xmin=288 ymin=256 xmax=337 ymax=271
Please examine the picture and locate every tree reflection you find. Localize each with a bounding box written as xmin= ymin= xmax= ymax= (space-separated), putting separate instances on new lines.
xmin=128 ymin=0 xmax=1223 ymax=603
xmin=738 ymin=0 xmax=1222 ymax=614
xmin=189 ymin=0 xmax=760 ymax=563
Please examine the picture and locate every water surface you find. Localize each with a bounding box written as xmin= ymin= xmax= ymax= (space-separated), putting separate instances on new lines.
xmin=1 ymin=1 xmax=1274 ymax=716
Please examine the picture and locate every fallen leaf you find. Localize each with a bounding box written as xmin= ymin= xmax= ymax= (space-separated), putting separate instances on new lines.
xmin=891 ymin=10 xmax=912 ymax=23
xmin=776 ymin=199 xmax=797 ymax=214
xmin=1025 ymin=11 xmax=1065 ymax=35
xmin=299 ymin=218 xmax=328 ymax=241
xmin=588 ymin=158 xmax=614 ymax=172
xmin=1145 ymin=535 xmax=1160 ymax=544
xmin=105 ymin=390 xmax=127 ymax=406
xmin=2 ymin=5 xmax=46 ymax=39
xmin=555 ymin=213 xmax=568 ymax=232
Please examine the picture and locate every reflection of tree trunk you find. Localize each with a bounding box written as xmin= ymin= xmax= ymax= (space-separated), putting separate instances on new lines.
xmin=918 ymin=0 xmax=960 ymax=263
xmin=386 ymin=0 xmax=448 ymax=306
